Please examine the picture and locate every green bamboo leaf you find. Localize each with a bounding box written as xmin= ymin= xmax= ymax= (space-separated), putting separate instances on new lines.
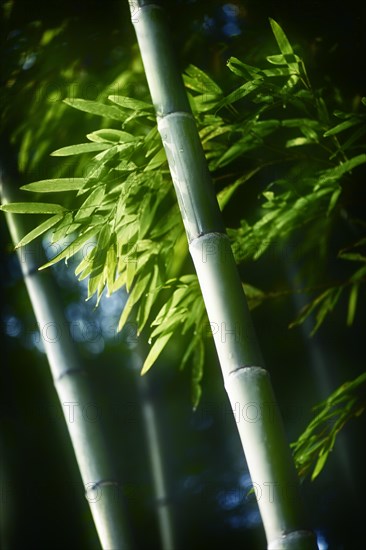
xmin=220 ymin=79 xmax=264 ymax=107
xmin=183 ymin=65 xmax=222 ymax=95
xmin=289 ymin=289 xmax=331 ymax=330
xmin=347 ymin=284 xmax=359 ymax=326
xmin=87 ymin=129 xmax=137 ymax=143
xmin=144 ymin=148 xmax=167 ymax=171
xmin=139 ymin=194 xmax=158 ymax=239
xmin=330 ymin=126 xmax=366 ymax=159
xmin=97 ymin=223 xmax=112 ymax=250
xmin=180 ymin=336 xmax=197 ymax=371
xmin=0 ymin=202 xmax=65 ymax=214
xmin=316 ymin=97 xmax=330 ymax=124
xmin=226 ymin=57 xmax=262 ymax=79
xmin=286 ymin=137 xmax=312 ymax=148
xmin=327 ymin=186 xmax=342 ymax=215
xmin=75 ymin=185 xmax=106 ymax=222
xmin=281 ymin=118 xmax=320 ymax=129
xmin=217 ymin=168 xmax=261 ymax=209
xmin=311 ymin=450 xmax=329 ymax=481
xmin=15 ymin=214 xmax=64 ymax=248
xmin=311 ymin=287 xmax=342 ymax=335
xmin=126 ymin=255 xmax=137 ymax=293
xmin=338 ymin=252 xmax=366 ymax=263
xmin=108 ymin=95 xmax=153 ymax=111
xmin=75 ymin=248 xmax=95 ymax=280
xmin=269 ymin=18 xmax=294 ymax=56
xmin=88 ymin=268 xmax=105 ymax=300
xmin=118 ymin=270 xmax=152 ymax=332
xmin=262 ymin=67 xmax=298 ymax=77
xmin=51 ymin=143 xmax=111 ymax=157
xmin=319 ymin=154 xmax=366 ymax=184
xmin=243 ymin=283 xmax=266 ymax=310
xmin=266 ymin=54 xmax=301 ymax=65
xmin=136 ymin=263 xmax=161 ymax=332
xmin=21 ymin=178 xmax=85 ymax=193
xmin=216 ymin=121 xmax=279 ymax=167
xmin=199 ymin=123 xmax=231 ymax=144
xmin=63 ymin=98 xmax=126 ymax=121
xmin=106 ymin=242 xmax=117 ymax=296
xmin=150 ymin=316 xmax=182 ymax=339
xmin=323 ymin=118 xmax=360 ymax=137
xmin=141 ymin=332 xmax=174 ymax=375
xmin=51 ymin=212 xmax=74 ymax=242
xmin=192 ymin=338 xmax=204 ymax=409
xmin=350 ymin=265 xmax=366 ymax=283
xmin=39 ymin=226 xmax=101 ymax=269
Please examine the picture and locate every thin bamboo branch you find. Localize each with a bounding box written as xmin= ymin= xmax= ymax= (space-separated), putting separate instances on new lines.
xmin=128 ymin=2 xmax=318 ymax=548
xmin=0 ymin=170 xmax=133 ymax=550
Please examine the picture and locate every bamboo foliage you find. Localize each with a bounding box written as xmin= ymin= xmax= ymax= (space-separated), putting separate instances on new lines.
xmin=127 ymin=1 xmax=316 ymax=548
xmin=2 ymin=2 xmax=366 ymax=546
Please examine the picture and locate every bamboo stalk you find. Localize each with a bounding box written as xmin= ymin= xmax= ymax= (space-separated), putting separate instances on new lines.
xmin=133 ymin=351 xmax=175 ymax=550
xmin=0 ymin=170 xmax=133 ymax=550
xmin=128 ymin=2 xmax=318 ymax=548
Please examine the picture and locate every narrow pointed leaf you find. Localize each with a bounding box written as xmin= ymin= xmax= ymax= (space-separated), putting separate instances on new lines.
xmin=63 ymin=98 xmax=126 ymax=121
xmin=311 ymin=451 xmax=329 ymax=481
xmin=118 ymin=270 xmax=152 ymax=331
xmin=39 ymin=226 xmax=100 ymax=269
xmin=21 ymin=178 xmax=85 ymax=193
xmin=319 ymin=154 xmax=366 ymax=184
xmin=75 ymin=185 xmax=106 ymax=221
xmin=141 ymin=332 xmax=174 ymax=375
xmin=347 ymin=284 xmax=359 ymax=326
xmin=137 ymin=264 xmax=161 ymax=332
xmin=15 ymin=214 xmax=64 ymax=248
xmin=226 ymin=57 xmax=262 ymax=79
xmin=87 ymin=129 xmax=137 ymax=143
xmin=106 ymin=242 xmax=117 ymax=296
xmin=1 ymin=202 xmax=65 ymax=214
xmin=269 ymin=18 xmax=294 ymax=56
xmin=267 ymin=54 xmax=301 ymax=65
xmin=108 ymin=95 xmax=153 ymax=111
xmin=51 ymin=143 xmax=111 ymax=157
xmin=323 ymin=118 xmax=360 ymax=137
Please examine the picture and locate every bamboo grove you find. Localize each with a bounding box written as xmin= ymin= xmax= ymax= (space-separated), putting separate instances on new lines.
xmin=1 ymin=3 xmax=366 ymax=548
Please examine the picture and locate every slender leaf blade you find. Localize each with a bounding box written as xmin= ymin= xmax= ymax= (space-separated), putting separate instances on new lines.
xmin=15 ymin=214 xmax=64 ymax=248
xmin=51 ymin=143 xmax=111 ymax=157
xmin=21 ymin=178 xmax=85 ymax=193
xmin=63 ymin=98 xmax=126 ymax=121
xmin=141 ymin=332 xmax=174 ymax=375
xmin=39 ymin=225 xmax=100 ymax=269
xmin=0 ymin=202 xmax=66 ymax=214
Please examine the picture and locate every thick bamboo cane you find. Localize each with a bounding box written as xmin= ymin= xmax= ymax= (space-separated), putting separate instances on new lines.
xmin=128 ymin=2 xmax=318 ymax=548
xmin=0 ymin=170 xmax=133 ymax=550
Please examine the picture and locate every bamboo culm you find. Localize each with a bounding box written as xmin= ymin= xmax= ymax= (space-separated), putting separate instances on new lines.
xmin=0 ymin=173 xmax=133 ymax=550
xmin=128 ymin=2 xmax=318 ymax=548
xmin=132 ymin=346 xmax=175 ymax=550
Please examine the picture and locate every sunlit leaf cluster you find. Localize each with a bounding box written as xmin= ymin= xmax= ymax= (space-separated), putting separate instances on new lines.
xmin=2 ymin=19 xmax=365 ymax=410
xmin=183 ymin=18 xmax=366 ymax=336
xmin=292 ymin=372 xmax=366 ymax=481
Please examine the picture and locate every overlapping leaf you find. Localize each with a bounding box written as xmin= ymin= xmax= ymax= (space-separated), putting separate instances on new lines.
xmin=292 ymin=372 xmax=366 ymax=480
xmin=3 ymin=18 xmax=365 ymax=411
